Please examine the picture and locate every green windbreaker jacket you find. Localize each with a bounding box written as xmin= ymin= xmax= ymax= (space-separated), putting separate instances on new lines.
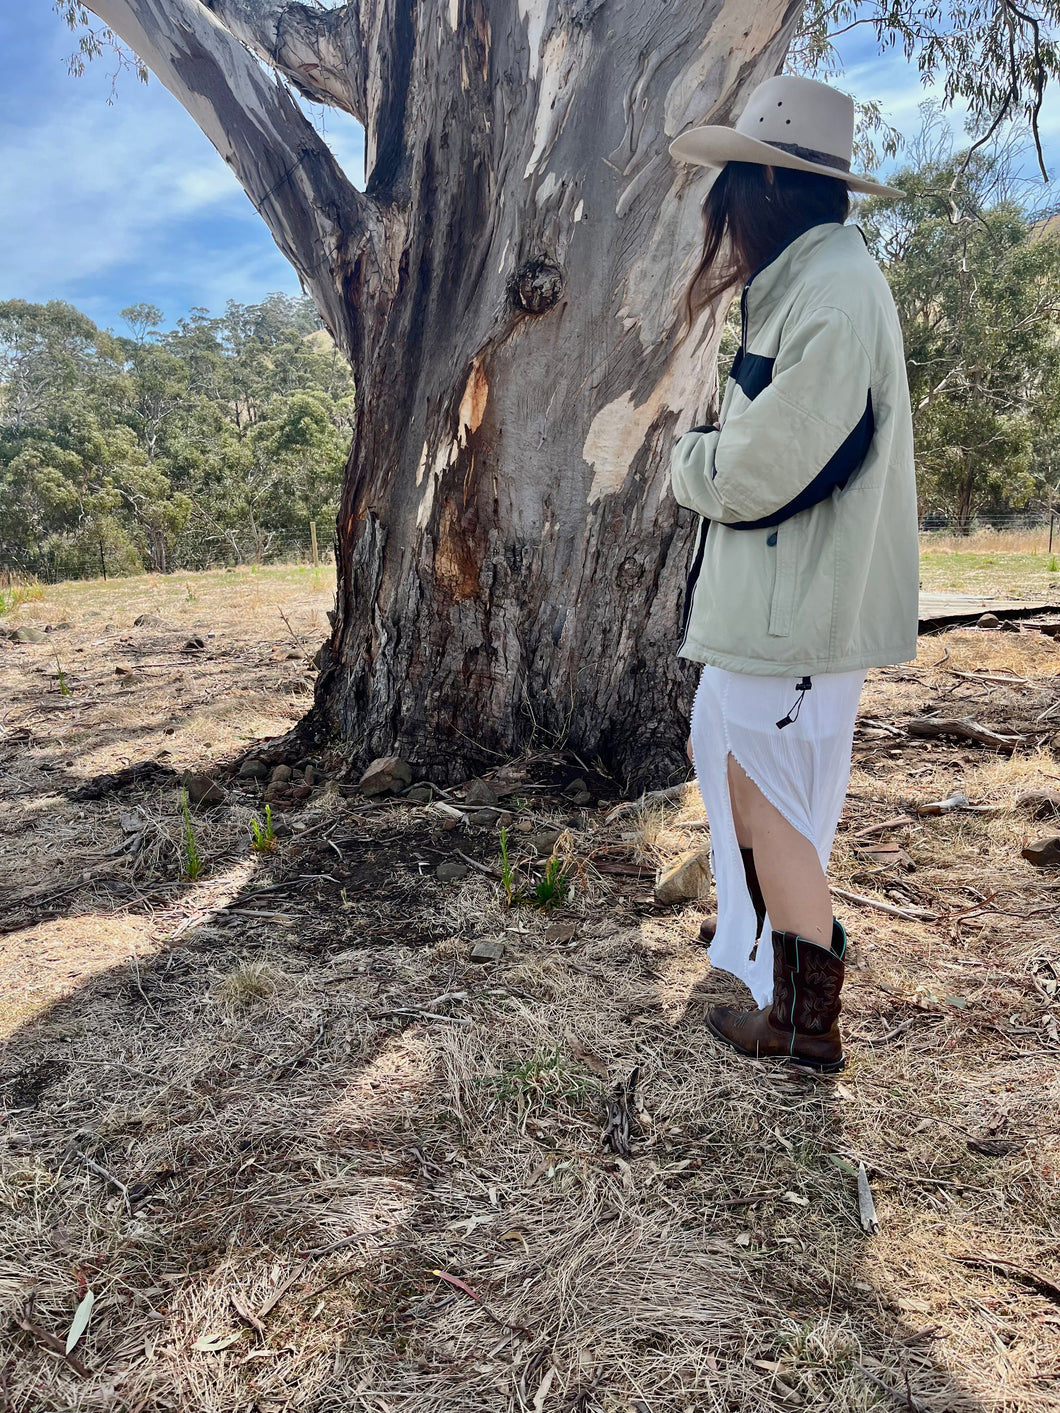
xmin=671 ymin=222 xmax=919 ymax=675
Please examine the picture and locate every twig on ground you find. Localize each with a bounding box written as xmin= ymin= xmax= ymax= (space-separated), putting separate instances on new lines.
xmin=949 ymin=669 xmax=1029 ymax=686
xmin=230 ymin=1293 xmax=266 ymax=1336
xmin=831 ymin=887 xmax=938 ymax=921
xmin=858 ymin=1363 xmax=930 ymax=1412
xmin=852 ymin=815 xmax=914 ymax=839
xmin=431 ymin=1270 xmax=532 ymax=1338
xmin=16 ymin=1310 xmax=92 ymax=1378
xmin=372 ymin=1008 xmax=472 ymax=1026
xmin=456 ymin=850 xmax=499 ymax=877
xmin=77 ymin=1152 xmax=131 ymax=1213
xmin=255 ymin=1263 xmax=309 ymax=1321
xmin=852 ymin=1018 xmax=915 ymax=1045
xmin=219 ymin=907 xmax=304 ymax=921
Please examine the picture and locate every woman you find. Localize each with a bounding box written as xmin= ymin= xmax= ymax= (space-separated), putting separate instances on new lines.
xmin=668 ymin=75 xmax=919 ymax=1073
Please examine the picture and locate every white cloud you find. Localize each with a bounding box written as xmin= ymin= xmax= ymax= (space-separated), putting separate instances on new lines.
xmin=0 ymin=79 xmax=258 ymax=298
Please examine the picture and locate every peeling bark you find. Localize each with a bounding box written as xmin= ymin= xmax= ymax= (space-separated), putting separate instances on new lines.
xmin=200 ymin=0 xmax=369 ymax=119
xmin=86 ymin=0 xmax=803 ymax=790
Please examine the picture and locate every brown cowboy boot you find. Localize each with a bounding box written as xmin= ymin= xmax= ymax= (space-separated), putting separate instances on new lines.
xmin=699 ymin=847 xmax=766 ymax=944
xmin=705 ymin=920 xmax=847 ymax=1072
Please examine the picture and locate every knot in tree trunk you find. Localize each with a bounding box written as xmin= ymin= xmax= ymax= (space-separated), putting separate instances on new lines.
xmin=512 ymin=257 xmax=565 ymax=315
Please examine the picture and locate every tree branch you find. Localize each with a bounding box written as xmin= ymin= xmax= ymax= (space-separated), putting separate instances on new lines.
xmin=86 ymin=0 xmax=392 ymax=360
xmin=200 ymin=1 xmax=369 ymax=122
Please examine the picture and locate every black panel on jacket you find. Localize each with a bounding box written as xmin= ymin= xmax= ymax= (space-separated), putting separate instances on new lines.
xmin=729 ymin=391 xmax=875 ymax=532
xmin=728 ymin=349 xmax=776 ymax=403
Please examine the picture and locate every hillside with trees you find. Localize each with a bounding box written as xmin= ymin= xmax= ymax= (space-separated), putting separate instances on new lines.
xmin=0 ymin=293 xmax=354 ymax=579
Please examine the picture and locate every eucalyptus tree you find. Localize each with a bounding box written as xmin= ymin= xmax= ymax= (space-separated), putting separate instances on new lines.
xmin=64 ymin=1 xmax=1059 ymax=784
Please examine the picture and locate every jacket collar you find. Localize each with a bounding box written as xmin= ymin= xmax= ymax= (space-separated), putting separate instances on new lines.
xmin=743 ymin=221 xmax=861 ymax=323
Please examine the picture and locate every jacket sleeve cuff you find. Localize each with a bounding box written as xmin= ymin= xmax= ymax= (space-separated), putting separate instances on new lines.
xmin=670 ymin=428 xmax=724 ymax=516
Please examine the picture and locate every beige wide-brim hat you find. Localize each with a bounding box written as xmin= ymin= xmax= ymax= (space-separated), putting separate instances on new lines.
xmin=669 ymin=74 xmax=905 ymax=199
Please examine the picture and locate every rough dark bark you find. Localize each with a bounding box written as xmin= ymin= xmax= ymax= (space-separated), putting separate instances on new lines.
xmin=87 ymin=0 xmax=803 ymax=791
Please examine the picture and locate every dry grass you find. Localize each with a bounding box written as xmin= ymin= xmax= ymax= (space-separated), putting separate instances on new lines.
xmin=1 ymin=567 xmax=1059 ymax=1411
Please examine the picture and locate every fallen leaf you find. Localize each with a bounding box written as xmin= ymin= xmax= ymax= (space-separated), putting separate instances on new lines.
xmin=566 ymin=1035 xmax=608 ymax=1079
xmin=192 ymin=1330 xmax=241 ymax=1352
xmin=531 ymin=1365 xmax=556 ymax=1413
xmin=65 ymin=1290 xmax=94 ymax=1355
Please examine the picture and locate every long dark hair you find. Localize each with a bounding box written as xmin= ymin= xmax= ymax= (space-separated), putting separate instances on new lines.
xmin=684 ymin=161 xmax=851 ymax=328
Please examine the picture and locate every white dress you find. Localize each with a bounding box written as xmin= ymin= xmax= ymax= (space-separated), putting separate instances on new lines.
xmin=689 ymin=665 xmax=866 ymax=1007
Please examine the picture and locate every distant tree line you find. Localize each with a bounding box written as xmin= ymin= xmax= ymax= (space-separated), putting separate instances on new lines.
xmin=0 ymin=293 xmax=354 ymax=578
xmin=2 ymin=135 xmax=1059 ymax=582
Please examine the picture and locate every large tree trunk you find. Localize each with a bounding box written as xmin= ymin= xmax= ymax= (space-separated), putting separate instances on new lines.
xmin=88 ymin=0 xmax=803 ymax=791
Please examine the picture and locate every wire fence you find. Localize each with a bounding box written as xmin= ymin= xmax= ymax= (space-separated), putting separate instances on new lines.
xmin=1 ymin=527 xmax=334 ymax=586
xmin=3 ymin=513 xmax=1059 ymax=588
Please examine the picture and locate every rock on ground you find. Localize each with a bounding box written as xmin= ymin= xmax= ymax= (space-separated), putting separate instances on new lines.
xmin=359 ymin=756 xmax=413 ymax=796
xmin=184 ymin=772 xmax=225 ymax=807
xmin=654 ymin=849 xmax=713 ymax=904
xmin=1022 ymin=836 xmax=1060 ymax=868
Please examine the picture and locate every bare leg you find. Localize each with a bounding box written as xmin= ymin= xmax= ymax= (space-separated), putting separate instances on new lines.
xmin=726 ymin=755 xmax=831 ymax=947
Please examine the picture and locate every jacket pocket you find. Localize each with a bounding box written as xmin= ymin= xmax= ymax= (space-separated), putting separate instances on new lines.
xmin=768 ymin=520 xmax=802 ymax=638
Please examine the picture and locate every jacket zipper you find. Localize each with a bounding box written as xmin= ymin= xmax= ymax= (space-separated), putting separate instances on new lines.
xmin=678 ymin=517 xmax=709 ymax=653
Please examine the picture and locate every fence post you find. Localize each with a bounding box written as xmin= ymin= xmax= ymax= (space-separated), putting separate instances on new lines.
xmin=310 ymin=521 xmax=319 ymax=568
xmin=99 ymin=539 xmax=107 ymax=582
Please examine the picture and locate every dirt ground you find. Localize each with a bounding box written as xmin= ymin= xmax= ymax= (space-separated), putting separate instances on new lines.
xmin=1 ymin=563 xmax=1059 ymax=1413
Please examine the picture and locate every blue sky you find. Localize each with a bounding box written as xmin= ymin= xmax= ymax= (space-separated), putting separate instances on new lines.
xmin=2 ymin=8 xmax=1056 ymax=336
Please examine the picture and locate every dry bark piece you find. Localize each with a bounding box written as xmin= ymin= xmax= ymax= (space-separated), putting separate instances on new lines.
xmin=966 ymin=1136 xmax=1026 ymax=1157
xmin=907 ymin=717 xmax=1022 ymax=753
xmin=1021 ymin=837 xmax=1060 ymax=869
xmin=654 ymin=849 xmax=712 ymax=904
xmin=855 ymin=840 xmax=915 ymax=870
xmin=857 ymin=1162 xmax=879 ymax=1234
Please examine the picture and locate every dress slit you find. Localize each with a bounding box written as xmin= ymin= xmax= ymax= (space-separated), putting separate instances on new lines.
xmin=689 ymin=665 xmax=865 ymax=1006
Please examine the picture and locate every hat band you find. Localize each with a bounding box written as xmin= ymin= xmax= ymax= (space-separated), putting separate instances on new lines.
xmin=765 ymin=140 xmax=851 ymax=174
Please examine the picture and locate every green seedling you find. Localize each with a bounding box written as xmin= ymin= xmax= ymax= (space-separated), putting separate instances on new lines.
xmin=251 ymin=804 xmax=277 ymax=852
xmin=530 ymin=854 xmax=570 ymax=911
xmin=180 ymin=789 xmax=205 ymax=880
xmin=486 ymin=1046 xmax=596 ymax=1131
xmin=1049 ymin=555 xmax=1059 ymax=573
xmin=54 ymin=654 xmax=70 ymax=697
